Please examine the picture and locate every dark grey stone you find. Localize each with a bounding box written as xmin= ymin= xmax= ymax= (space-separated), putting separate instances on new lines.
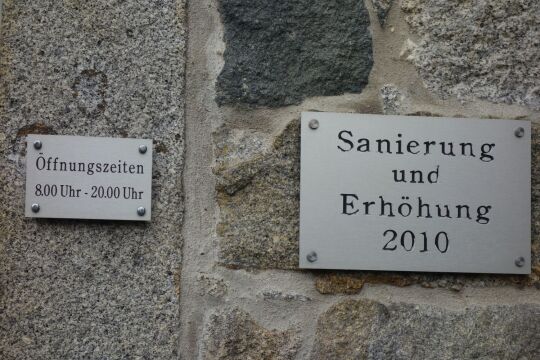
xmin=311 ymin=299 xmax=540 ymax=359
xmin=371 ymin=0 xmax=394 ymax=27
xmin=0 ymin=1 xmax=185 ymax=359
xmin=216 ymin=0 xmax=373 ymax=107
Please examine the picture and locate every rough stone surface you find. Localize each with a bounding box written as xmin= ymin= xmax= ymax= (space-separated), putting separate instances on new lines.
xmin=311 ymin=299 xmax=540 ymax=359
xmin=260 ymin=290 xmax=311 ymax=302
xmin=215 ymin=121 xmax=300 ymax=269
xmin=202 ymin=307 xmax=300 ymax=359
xmin=315 ymin=272 xmax=416 ymax=295
xmin=216 ymin=118 xmax=540 ymax=289
xmin=313 ymin=270 xmax=540 ymax=295
xmin=371 ymin=0 xmax=394 ymax=26
xmin=401 ymin=0 xmax=540 ymax=109
xmin=0 ymin=1 xmax=185 ymax=359
xmin=216 ymin=0 xmax=373 ymax=107
xmin=380 ymin=84 xmax=404 ymax=114
xmin=196 ymin=273 xmax=228 ymax=298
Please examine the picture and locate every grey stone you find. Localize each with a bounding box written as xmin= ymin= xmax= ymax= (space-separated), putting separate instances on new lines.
xmin=0 ymin=1 xmax=185 ymax=359
xmin=371 ymin=0 xmax=394 ymax=27
xmin=197 ymin=273 xmax=228 ymax=298
xmin=202 ymin=307 xmax=300 ymax=359
xmin=215 ymin=121 xmax=300 ymax=269
xmin=380 ymin=84 xmax=403 ymax=114
xmin=261 ymin=290 xmax=311 ymax=302
xmin=401 ymin=0 xmax=540 ymax=109
xmin=311 ymin=299 xmax=540 ymax=359
xmin=216 ymin=0 xmax=373 ymax=107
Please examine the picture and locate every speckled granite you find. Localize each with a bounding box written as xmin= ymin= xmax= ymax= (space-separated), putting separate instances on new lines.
xmin=402 ymin=0 xmax=540 ymax=109
xmin=215 ymin=121 xmax=300 ymax=269
xmin=201 ymin=307 xmax=300 ymax=359
xmin=0 ymin=1 xmax=185 ymax=359
xmin=311 ymin=299 xmax=540 ymax=359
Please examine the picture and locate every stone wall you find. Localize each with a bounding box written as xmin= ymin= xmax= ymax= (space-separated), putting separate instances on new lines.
xmin=0 ymin=1 xmax=185 ymax=358
xmin=181 ymin=0 xmax=540 ymax=358
xmin=1 ymin=0 xmax=539 ymax=359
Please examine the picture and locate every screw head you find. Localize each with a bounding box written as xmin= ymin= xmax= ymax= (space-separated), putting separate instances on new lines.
xmin=31 ymin=203 xmax=40 ymax=213
xmin=308 ymin=119 xmax=319 ymax=130
xmin=306 ymin=251 xmax=318 ymax=263
xmin=514 ymin=127 xmax=525 ymax=138
xmin=515 ymin=256 xmax=525 ymax=267
xmin=33 ymin=140 xmax=42 ymax=150
xmin=139 ymin=145 xmax=148 ymax=154
xmin=137 ymin=206 xmax=146 ymax=216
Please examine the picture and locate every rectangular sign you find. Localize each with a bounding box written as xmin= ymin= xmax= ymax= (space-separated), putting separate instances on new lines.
xmin=25 ymin=135 xmax=152 ymax=221
xmin=300 ymin=112 xmax=531 ymax=274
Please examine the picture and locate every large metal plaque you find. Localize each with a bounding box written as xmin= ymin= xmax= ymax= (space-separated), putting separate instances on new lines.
xmin=25 ymin=135 xmax=152 ymax=221
xmin=300 ymin=112 xmax=531 ymax=274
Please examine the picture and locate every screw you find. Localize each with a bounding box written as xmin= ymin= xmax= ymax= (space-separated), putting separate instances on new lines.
xmin=306 ymin=251 xmax=318 ymax=263
xmin=137 ymin=206 xmax=146 ymax=216
xmin=31 ymin=203 xmax=40 ymax=213
xmin=514 ymin=127 xmax=525 ymax=138
xmin=308 ymin=119 xmax=319 ymax=130
xmin=515 ymin=256 xmax=525 ymax=267
xmin=33 ymin=140 xmax=42 ymax=150
xmin=139 ymin=145 xmax=148 ymax=154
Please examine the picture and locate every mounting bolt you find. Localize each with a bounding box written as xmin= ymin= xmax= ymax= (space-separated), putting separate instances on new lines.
xmin=306 ymin=251 xmax=318 ymax=263
xmin=138 ymin=145 xmax=148 ymax=154
xmin=33 ymin=140 xmax=42 ymax=150
xmin=514 ymin=127 xmax=525 ymax=138
xmin=137 ymin=207 xmax=146 ymax=216
xmin=515 ymin=256 xmax=525 ymax=267
xmin=31 ymin=203 xmax=40 ymax=213
xmin=308 ymin=119 xmax=319 ymax=130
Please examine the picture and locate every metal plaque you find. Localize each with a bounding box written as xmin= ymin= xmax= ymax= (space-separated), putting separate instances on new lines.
xmin=25 ymin=135 xmax=152 ymax=221
xmin=300 ymin=112 xmax=531 ymax=274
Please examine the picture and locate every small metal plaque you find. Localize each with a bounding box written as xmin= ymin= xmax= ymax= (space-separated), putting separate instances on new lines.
xmin=300 ymin=112 xmax=531 ymax=274
xmin=25 ymin=135 xmax=152 ymax=221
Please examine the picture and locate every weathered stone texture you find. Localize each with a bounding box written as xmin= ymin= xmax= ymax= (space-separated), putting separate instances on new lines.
xmin=196 ymin=273 xmax=228 ymax=298
xmin=311 ymin=299 xmax=540 ymax=359
xmin=314 ymin=270 xmax=539 ymax=295
xmin=371 ymin=0 xmax=395 ymax=26
xmin=216 ymin=0 xmax=373 ymax=107
xmin=260 ymin=290 xmax=311 ymax=302
xmin=216 ymin=118 xmax=540 ymax=289
xmin=401 ymin=0 xmax=540 ymax=109
xmin=0 ymin=1 xmax=185 ymax=359
xmin=315 ymin=272 xmax=416 ymax=295
xmin=215 ymin=121 xmax=300 ymax=269
xmin=202 ymin=308 xmax=300 ymax=359
xmin=380 ymin=84 xmax=403 ymax=115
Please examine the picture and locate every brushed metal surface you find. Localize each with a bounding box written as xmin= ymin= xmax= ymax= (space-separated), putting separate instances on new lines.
xmin=25 ymin=135 xmax=152 ymax=221
xmin=300 ymin=112 xmax=531 ymax=274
